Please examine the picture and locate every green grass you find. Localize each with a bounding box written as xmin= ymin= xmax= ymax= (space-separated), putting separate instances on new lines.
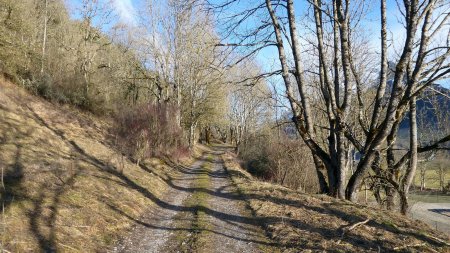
xmin=409 ymin=194 xmax=450 ymax=203
xmin=190 ymin=156 xmax=213 ymax=246
xmin=170 ymin=154 xmax=213 ymax=252
xmin=413 ymin=158 xmax=449 ymax=190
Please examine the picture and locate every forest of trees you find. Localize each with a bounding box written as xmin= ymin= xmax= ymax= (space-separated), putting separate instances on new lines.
xmin=1 ymin=0 xmax=449 ymax=215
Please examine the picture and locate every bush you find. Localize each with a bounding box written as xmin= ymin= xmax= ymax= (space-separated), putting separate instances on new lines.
xmin=35 ymin=74 xmax=53 ymax=99
xmin=113 ymin=102 xmax=186 ymax=162
xmin=247 ymin=156 xmax=272 ymax=179
xmin=239 ymin=131 xmax=319 ymax=193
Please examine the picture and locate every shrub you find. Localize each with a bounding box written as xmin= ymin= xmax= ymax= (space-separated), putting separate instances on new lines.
xmin=239 ymin=131 xmax=319 ymax=193
xmin=35 ymin=74 xmax=54 ymax=99
xmin=113 ymin=102 xmax=186 ymax=162
xmin=247 ymin=156 xmax=272 ymax=179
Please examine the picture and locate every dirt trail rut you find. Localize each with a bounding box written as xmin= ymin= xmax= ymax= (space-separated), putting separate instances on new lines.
xmin=111 ymin=148 xmax=273 ymax=253
xmin=111 ymin=160 xmax=202 ymax=252
xmin=202 ymin=152 xmax=270 ymax=252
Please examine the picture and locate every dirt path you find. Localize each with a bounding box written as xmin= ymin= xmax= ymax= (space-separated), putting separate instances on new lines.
xmin=201 ymin=152 xmax=272 ymax=252
xmin=110 ymin=159 xmax=202 ymax=252
xmin=110 ymin=148 xmax=274 ymax=253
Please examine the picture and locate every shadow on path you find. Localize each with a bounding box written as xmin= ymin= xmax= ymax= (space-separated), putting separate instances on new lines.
xmin=26 ymin=107 xmax=445 ymax=252
xmin=429 ymin=209 xmax=450 ymax=218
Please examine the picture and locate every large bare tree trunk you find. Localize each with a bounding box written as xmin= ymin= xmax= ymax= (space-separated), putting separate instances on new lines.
xmin=312 ymin=0 xmax=346 ymax=197
xmin=345 ymin=0 xmax=420 ymax=201
xmin=385 ymin=119 xmax=404 ymax=210
xmin=400 ymin=96 xmax=418 ymax=214
xmin=312 ymin=154 xmax=330 ymax=194
xmin=266 ymin=0 xmax=332 ymax=194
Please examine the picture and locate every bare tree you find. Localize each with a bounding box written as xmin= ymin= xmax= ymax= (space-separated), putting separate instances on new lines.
xmin=209 ymin=0 xmax=450 ymax=212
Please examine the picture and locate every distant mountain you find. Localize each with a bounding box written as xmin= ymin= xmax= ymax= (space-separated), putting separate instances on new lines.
xmin=399 ymin=83 xmax=450 ymax=130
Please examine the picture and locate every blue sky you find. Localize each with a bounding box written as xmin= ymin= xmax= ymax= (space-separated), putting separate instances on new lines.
xmin=69 ymin=0 xmax=449 ymax=88
xmin=112 ymin=0 xmax=139 ymax=25
xmin=70 ymin=0 xmax=414 ymax=55
xmin=67 ymin=0 xmax=140 ymax=27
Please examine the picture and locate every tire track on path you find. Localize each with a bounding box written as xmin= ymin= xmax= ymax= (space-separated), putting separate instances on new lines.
xmin=111 ymin=148 xmax=276 ymax=252
xmin=110 ymin=158 xmax=203 ymax=253
xmin=201 ymin=151 xmax=275 ymax=253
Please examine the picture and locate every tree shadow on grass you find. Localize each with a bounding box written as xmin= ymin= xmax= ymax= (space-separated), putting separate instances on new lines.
xmin=25 ymin=107 xmax=448 ymax=252
xmin=0 ymin=110 xmax=81 ymax=252
xmin=28 ymin=168 xmax=81 ymax=252
xmin=0 ymin=145 xmax=25 ymax=211
xmin=0 ymin=105 xmax=34 ymax=212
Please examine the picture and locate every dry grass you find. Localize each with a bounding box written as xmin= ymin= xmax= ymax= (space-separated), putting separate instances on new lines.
xmin=222 ymin=152 xmax=450 ymax=253
xmin=0 ymin=78 xmax=181 ymax=252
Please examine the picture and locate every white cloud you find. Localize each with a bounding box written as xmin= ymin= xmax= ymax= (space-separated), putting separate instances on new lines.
xmin=113 ymin=0 xmax=137 ymax=26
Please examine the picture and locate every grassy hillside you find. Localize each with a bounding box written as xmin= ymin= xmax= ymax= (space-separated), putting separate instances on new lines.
xmin=1 ymin=77 xmax=449 ymax=252
xmin=0 ymin=77 xmax=184 ymax=252
xmin=221 ymin=151 xmax=450 ymax=252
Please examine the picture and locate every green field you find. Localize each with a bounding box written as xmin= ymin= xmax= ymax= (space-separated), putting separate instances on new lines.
xmin=409 ymin=193 xmax=450 ymax=203
xmin=413 ymin=157 xmax=449 ymax=190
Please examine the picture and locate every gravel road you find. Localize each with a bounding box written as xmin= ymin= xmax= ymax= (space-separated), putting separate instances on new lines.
xmin=110 ymin=150 xmax=272 ymax=252
xmin=201 ymin=152 xmax=271 ymax=252
xmin=410 ymin=202 xmax=450 ymax=235
xmin=110 ymin=160 xmax=202 ymax=252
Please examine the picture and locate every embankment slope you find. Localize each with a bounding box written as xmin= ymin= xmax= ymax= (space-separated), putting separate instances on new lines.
xmin=0 ymin=78 xmax=174 ymax=252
